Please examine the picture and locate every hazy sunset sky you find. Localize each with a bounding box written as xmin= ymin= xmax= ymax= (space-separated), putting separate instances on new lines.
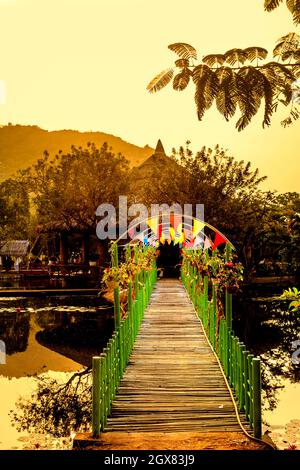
xmin=0 ymin=0 xmax=299 ymax=192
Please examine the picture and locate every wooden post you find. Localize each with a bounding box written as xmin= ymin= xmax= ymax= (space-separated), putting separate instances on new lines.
xmin=102 ymin=351 xmax=107 ymax=427
xmin=247 ymin=354 xmax=254 ymax=426
xmin=239 ymin=343 xmax=246 ymax=410
xmin=81 ymin=233 xmax=89 ymax=264
xmin=128 ymin=281 xmax=134 ymax=347
xmin=212 ymin=283 xmax=217 ymax=348
xmin=225 ymin=244 xmax=233 ymax=329
xmin=92 ymin=356 xmax=101 ymax=437
xmin=252 ymin=358 xmax=262 ymax=438
xmin=243 ymin=350 xmax=250 ymax=418
xmin=114 ymin=286 xmax=121 ymax=329
xmin=203 ymin=275 xmax=208 ymax=330
xmin=59 ymin=232 xmax=68 ymax=264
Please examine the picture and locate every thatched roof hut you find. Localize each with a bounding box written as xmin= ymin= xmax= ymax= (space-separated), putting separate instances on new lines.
xmin=0 ymin=240 xmax=30 ymax=257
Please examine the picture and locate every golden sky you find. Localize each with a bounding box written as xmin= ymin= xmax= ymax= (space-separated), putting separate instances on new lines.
xmin=0 ymin=0 xmax=299 ymax=193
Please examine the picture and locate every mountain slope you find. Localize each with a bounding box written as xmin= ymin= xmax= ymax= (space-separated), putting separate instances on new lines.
xmin=0 ymin=124 xmax=153 ymax=181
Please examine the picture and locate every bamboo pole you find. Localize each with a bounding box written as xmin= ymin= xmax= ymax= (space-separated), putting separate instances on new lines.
xmin=225 ymin=244 xmax=233 ymax=329
xmin=92 ymin=356 xmax=101 ymax=437
xmin=252 ymin=358 xmax=262 ymax=438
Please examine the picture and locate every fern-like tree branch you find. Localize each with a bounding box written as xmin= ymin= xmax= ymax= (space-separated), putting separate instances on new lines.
xmin=147 ymin=33 xmax=300 ymax=131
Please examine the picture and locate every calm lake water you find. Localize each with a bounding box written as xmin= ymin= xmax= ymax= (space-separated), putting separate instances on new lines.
xmin=0 ymin=295 xmax=113 ymax=449
xmin=0 ymin=289 xmax=299 ymax=449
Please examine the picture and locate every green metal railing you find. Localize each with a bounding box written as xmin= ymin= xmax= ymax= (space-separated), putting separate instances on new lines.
xmin=92 ymin=244 xmax=157 ymax=437
xmin=181 ymin=248 xmax=262 ymax=439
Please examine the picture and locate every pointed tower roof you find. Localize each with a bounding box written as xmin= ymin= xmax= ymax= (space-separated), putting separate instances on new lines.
xmin=155 ymin=139 xmax=166 ymax=156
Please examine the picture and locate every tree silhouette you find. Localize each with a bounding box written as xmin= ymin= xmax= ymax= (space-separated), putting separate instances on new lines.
xmin=147 ymin=3 xmax=300 ymax=130
xmin=265 ymin=0 xmax=300 ymax=25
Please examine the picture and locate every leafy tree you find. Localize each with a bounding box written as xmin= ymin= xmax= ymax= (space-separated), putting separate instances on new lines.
xmin=24 ymin=142 xmax=130 ymax=231
xmin=147 ymin=5 xmax=300 ymax=130
xmin=10 ymin=368 xmax=92 ymax=437
xmin=0 ymin=178 xmax=30 ymax=239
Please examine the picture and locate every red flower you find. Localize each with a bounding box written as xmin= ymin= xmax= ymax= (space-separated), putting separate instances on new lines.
xmin=225 ymin=262 xmax=233 ymax=268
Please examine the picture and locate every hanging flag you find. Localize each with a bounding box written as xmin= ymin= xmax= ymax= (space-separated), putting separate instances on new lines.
xmin=193 ymin=219 xmax=206 ymax=237
xmin=170 ymin=214 xmax=182 ymax=232
xmin=132 ymin=232 xmax=145 ymax=242
xmin=212 ymin=232 xmax=227 ymax=250
xmin=169 ymin=226 xmax=175 ymax=240
xmin=184 ymin=226 xmax=193 ymax=242
xmin=185 ymin=240 xmax=194 ymax=249
xmin=128 ymin=227 xmax=135 ymax=239
xmin=194 ymin=234 xmax=204 ymax=248
xmin=147 ymin=216 xmax=159 ymax=236
xmin=203 ymin=237 xmax=212 ymax=250
xmin=157 ymin=224 xmax=162 ymax=241
xmin=175 ymin=224 xmax=185 ymax=245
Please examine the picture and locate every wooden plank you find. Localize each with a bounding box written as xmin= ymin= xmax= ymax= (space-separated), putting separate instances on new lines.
xmin=105 ymin=279 xmax=249 ymax=434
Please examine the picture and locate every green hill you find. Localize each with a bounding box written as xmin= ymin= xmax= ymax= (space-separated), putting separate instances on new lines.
xmin=0 ymin=124 xmax=154 ymax=181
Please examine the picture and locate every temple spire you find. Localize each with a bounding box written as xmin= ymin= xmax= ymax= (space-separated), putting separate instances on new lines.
xmin=155 ymin=139 xmax=166 ymax=156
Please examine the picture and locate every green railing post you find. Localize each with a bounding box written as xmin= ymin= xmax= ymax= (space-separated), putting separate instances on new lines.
xmin=247 ymin=354 xmax=254 ymax=427
xmin=203 ymin=275 xmax=208 ymax=330
xmin=102 ymin=349 xmax=108 ymax=427
xmin=243 ymin=349 xmax=250 ymax=418
xmin=92 ymin=356 xmax=101 ymax=437
xmin=252 ymin=358 xmax=262 ymax=438
xmin=128 ymin=281 xmax=134 ymax=348
xmin=225 ymin=244 xmax=233 ymax=329
xmin=239 ymin=343 xmax=246 ymax=410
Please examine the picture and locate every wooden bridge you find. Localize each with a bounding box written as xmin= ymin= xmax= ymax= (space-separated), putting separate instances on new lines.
xmin=74 ymin=244 xmax=263 ymax=450
xmin=106 ymin=279 xmax=248 ymax=433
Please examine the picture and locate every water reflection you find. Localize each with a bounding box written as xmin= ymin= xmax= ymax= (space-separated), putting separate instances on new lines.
xmin=234 ymin=294 xmax=300 ymax=414
xmin=0 ymin=296 xmax=113 ymax=377
xmin=0 ymin=295 xmax=114 ymax=449
xmin=0 ymin=311 xmax=30 ymax=354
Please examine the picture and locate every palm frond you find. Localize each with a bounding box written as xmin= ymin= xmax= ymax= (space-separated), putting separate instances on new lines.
xmin=286 ymin=0 xmax=300 ymax=25
xmin=262 ymin=61 xmax=296 ymax=83
xmin=282 ymin=49 xmax=300 ymax=61
xmin=173 ymin=69 xmax=191 ymax=91
xmin=273 ymin=32 xmax=300 ymax=58
xmin=264 ymin=0 xmax=284 ymax=11
xmin=168 ymin=43 xmax=197 ymax=60
xmin=215 ymin=67 xmax=238 ymax=120
xmin=224 ymin=48 xmax=248 ymax=66
xmin=175 ymin=58 xmax=190 ymax=68
xmin=261 ymin=62 xmax=295 ymax=107
xmin=192 ymin=65 xmax=219 ymax=120
xmin=235 ymin=67 xmax=263 ymax=131
xmin=202 ymin=54 xmax=225 ymax=67
xmin=281 ymin=105 xmax=300 ymax=126
xmin=244 ymin=47 xmax=268 ymax=63
xmin=292 ymin=0 xmax=300 ymax=24
xmin=261 ymin=74 xmax=275 ymax=128
xmin=146 ymin=68 xmax=174 ymax=94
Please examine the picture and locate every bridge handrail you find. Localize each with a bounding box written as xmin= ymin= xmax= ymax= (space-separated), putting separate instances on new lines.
xmin=92 ymin=255 xmax=157 ymax=437
xmin=181 ymin=255 xmax=262 ymax=439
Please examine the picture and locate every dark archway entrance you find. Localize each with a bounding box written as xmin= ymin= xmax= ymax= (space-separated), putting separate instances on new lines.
xmin=156 ymin=241 xmax=181 ymax=278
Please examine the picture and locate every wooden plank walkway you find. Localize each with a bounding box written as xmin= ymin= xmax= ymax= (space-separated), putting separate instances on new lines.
xmin=105 ymin=278 xmax=249 ymax=433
